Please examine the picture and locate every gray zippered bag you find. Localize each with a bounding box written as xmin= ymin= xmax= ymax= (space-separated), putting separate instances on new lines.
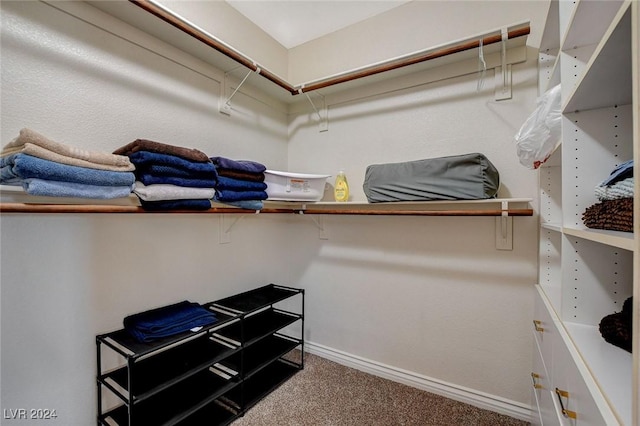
xmin=363 ymin=153 xmax=500 ymax=203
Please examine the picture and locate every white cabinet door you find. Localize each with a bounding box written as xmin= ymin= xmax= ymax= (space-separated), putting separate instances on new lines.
xmin=552 ymin=327 xmax=611 ymax=426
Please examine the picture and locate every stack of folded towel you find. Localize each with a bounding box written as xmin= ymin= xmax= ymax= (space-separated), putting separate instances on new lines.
xmin=583 ymin=160 xmax=634 ymax=232
xmin=211 ymin=156 xmax=268 ymax=210
xmin=124 ymin=300 xmax=218 ymax=343
xmin=0 ymin=128 xmax=135 ymax=199
xmin=114 ymin=139 xmax=217 ymax=211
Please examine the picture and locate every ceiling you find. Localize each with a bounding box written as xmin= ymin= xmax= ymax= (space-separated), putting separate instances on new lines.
xmin=225 ymin=0 xmax=412 ymax=49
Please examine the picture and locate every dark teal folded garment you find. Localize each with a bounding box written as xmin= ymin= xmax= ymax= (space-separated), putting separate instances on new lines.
xmin=124 ymin=301 xmax=218 ymax=342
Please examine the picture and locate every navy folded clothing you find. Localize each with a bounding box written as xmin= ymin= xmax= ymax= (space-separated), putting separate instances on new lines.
xmin=143 ymin=163 xmax=216 ymax=179
xmin=128 ymin=151 xmax=217 ymax=176
xmin=215 ymin=189 xmax=268 ymax=202
xmin=124 ymin=301 xmax=218 ymax=342
xmin=139 ymin=199 xmax=212 ymax=211
xmin=138 ymin=173 xmax=216 ymax=188
xmin=216 ymin=175 xmax=267 ymax=191
xmin=211 ymin=156 xmax=266 ymax=173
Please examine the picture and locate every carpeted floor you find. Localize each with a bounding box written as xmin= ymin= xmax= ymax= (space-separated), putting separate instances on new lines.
xmin=231 ymin=352 xmax=530 ymax=426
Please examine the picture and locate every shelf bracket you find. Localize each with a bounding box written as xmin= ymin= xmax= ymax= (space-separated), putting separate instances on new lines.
xmin=495 ymin=201 xmax=513 ymax=250
xmin=298 ymin=211 xmax=328 ymax=239
xmin=494 ymin=28 xmax=512 ymax=101
xmin=301 ymin=89 xmax=328 ymax=132
xmin=219 ymin=214 xmax=245 ymax=244
xmin=220 ymin=67 xmax=256 ymax=116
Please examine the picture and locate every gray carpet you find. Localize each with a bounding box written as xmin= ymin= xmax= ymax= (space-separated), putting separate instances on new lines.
xmin=231 ymin=352 xmax=530 ymax=426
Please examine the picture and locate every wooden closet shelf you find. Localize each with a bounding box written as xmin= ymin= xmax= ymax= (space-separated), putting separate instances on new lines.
xmin=0 ymin=202 xmax=533 ymax=216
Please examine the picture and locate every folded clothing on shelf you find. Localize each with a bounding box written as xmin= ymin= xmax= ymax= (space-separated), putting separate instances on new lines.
xmin=2 ymin=128 xmax=134 ymax=171
xmin=113 ymin=138 xmax=210 ymax=163
xmin=124 ymin=301 xmax=218 ymax=343
xmin=599 ymin=297 xmax=633 ymax=353
xmin=582 ymin=198 xmax=633 ymax=232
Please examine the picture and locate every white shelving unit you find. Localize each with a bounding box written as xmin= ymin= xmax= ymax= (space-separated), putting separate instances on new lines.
xmin=533 ymin=1 xmax=638 ymax=425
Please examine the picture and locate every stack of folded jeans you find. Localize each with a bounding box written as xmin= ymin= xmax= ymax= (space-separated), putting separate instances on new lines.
xmin=0 ymin=128 xmax=135 ymax=199
xmin=210 ymin=156 xmax=268 ymax=210
xmin=583 ymin=160 xmax=634 ymax=232
xmin=114 ymin=139 xmax=217 ymax=211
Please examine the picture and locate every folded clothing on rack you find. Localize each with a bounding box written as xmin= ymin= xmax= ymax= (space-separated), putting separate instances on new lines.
xmin=2 ymin=128 xmax=134 ymax=171
xmin=582 ymin=198 xmax=633 ymax=232
xmin=113 ymin=138 xmax=210 ymax=163
xmin=124 ymin=300 xmax=218 ymax=343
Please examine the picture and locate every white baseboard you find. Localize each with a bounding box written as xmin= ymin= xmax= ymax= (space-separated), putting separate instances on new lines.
xmin=304 ymin=341 xmax=533 ymax=423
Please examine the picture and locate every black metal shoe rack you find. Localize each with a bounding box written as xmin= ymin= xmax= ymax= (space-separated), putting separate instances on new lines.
xmin=96 ymin=284 xmax=304 ymax=426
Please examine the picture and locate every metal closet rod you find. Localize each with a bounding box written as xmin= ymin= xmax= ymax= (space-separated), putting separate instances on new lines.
xmin=130 ymin=0 xmax=529 ymax=96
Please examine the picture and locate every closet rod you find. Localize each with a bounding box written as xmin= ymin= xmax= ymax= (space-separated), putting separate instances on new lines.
xmin=129 ymin=0 xmax=529 ymax=96
xmin=298 ymin=25 xmax=530 ymax=93
xmin=0 ymin=203 xmax=532 ymax=216
xmin=130 ymin=0 xmax=298 ymax=95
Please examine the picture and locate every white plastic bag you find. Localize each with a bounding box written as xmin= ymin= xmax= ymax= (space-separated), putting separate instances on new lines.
xmin=515 ymin=84 xmax=562 ymax=169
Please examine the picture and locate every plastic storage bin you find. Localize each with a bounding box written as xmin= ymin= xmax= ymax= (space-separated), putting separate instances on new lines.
xmin=264 ymin=170 xmax=329 ymax=201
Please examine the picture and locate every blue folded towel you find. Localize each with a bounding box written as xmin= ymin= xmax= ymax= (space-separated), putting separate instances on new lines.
xmin=211 ymin=157 xmax=266 ymax=173
xmin=124 ymin=301 xmax=218 ymax=342
xmin=214 ymin=198 xmax=264 ymax=210
xmin=138 ymin=173 xmax=216 ymax=188
xmin=216 ymin=175 xmax=267 ymax=191
xmin=215 ymin=189 xmax=268 ymax=202
xmin=129 ymin=151 xmax=217 ymax=175
xmin=143 ymin=163 xmax=217 ymax=179
xmin=16 ymin=179 xmax=134 ymax=199
xmin=139 ymin=198 xmax=212 ymax=211
xmin=1 ymin=153 xmax=135 ymax=186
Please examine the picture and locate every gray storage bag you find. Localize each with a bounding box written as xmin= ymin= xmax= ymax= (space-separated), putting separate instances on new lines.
xmin=363 ymin=153 xmax=500 ymax=203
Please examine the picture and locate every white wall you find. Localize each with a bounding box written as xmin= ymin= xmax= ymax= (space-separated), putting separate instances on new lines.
xmin=1 ymin=0 xmax=543 ymax=424
xmin=289 ymin=0 xmax=549 ymax=84
xmin=286 ymin=54 xmax=540 ymax=413
xmin=1 ymin=2 xmax=290 ymax=425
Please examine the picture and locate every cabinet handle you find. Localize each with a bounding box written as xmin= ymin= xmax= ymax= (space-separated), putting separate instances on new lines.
xmin=555 ymin=388 xmax=577 ymax=419
xmin=533 ymin=320 xmax=544 ymax=332
xmin=531 ymin=372 xmax=542 ymax=389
